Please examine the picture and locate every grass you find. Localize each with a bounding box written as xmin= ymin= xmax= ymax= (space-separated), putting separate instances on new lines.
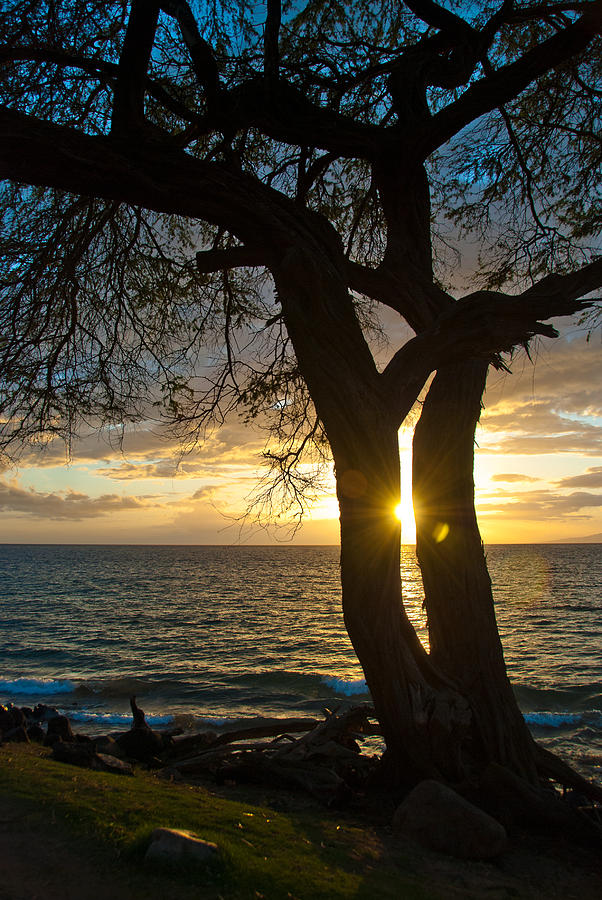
xmin=0 ymin=743 xmax=434 ymax=899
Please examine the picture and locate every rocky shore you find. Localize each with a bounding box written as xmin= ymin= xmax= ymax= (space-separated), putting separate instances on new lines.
xmin=2 ymin=696 xmax=602 ymax=894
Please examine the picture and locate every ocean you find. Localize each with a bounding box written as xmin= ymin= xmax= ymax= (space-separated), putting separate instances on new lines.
xmin=1 ymin=544 xmax=600 ymax=779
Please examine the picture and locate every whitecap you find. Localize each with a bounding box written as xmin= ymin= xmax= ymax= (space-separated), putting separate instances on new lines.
xmin=524 ymin=712 xmax=582 ymax=728
xmin=0 ymin=677 xmax=75 ymax=696
xmin=321 ymin=675 xmax=369 ymax=696
xmin=66 ymin=710 xmax=174 ymax=727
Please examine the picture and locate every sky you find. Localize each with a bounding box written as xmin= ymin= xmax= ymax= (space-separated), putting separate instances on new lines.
xmin=0 ymin=317 xmax=600 ymax=545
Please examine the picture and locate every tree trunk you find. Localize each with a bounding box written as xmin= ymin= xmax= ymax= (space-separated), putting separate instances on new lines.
xmin=334 ymin=420 xmax=472 ymax=785
xmin=412 ymin=360 xmax=538 ymax=781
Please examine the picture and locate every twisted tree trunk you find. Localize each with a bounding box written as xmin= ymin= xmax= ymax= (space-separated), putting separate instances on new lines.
xmin=333 ymin=421 xmax=472 ymax=785
xmin=412 ymin=360 xmax=538 ymax=781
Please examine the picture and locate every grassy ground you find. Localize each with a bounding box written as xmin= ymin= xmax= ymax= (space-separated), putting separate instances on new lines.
xmin=0 ymin=743 xmax=433 ymax=900
xmin=1 ymin=744 xmax=601 ymax=899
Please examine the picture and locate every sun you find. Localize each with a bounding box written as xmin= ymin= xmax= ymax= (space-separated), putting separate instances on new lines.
xmin=394 ymin=500 xmax=416 ymax=544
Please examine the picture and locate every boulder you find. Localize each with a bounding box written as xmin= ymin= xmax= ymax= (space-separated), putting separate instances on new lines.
xmin=93 ymin=735 xmax=125 ymax=758
xmin=0 ymin=706 xmax=11 ymax=733
xmin=91 ymin=753 xmax=134 ymax=776
xmin=52 ymin=741 xmax=94 ymax=767
xmin=32 ymin=704 xmax=60 ymax=722
xmin=3 ymin=725 xmax=29 ymax=743
xmin=27 ymin=724 xmax=46 ymax=743
xmin=392 ymin=779 xmax=507 ymax=860
xmin=145 ymin=828 xmax=219 ymax=866
xmin=0 ymin=705 xmax=25 ymax=731
xmin=46 ymin=715 xmax=75 ymax=743
xmin=117 ymin=727 xmax=165 ymax=762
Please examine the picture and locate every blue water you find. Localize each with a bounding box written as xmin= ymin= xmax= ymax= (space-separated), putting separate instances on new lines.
xmin=0 ymin=544 xmax=600 ymax=778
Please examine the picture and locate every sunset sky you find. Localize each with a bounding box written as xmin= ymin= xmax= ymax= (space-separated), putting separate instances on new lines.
xmin=1 ymin=312 xmax=600 ymax=546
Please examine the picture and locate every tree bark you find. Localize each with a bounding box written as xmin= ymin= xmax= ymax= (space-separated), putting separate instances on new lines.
xmin=334 ymin=421 xmax=472 ymax=784
xmin=412 ymin=360 xmax=538 ymax=781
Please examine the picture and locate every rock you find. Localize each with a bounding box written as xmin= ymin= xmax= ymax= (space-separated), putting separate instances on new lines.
xmin=93 ymin=736 xmax=125 ymax=758
xmin=26 ymin=724 xmax=45 ymax=743
xmin=117 ymin=727 xmax=165 ymax=762
xmin=0 ymin=706 xmax=12 ymax=732
xmin=392 ymin=779 xmax=507 ymax=860
xmin=91 ymin=753 xmax=134 ymax=776
xmin=32 ymin=704 xmax=60 ymax=722
xmin=145 ymin=828 xmax=219 ymax=866
xmin=51 ymin=741 xmax=134 ymax=775
xmin=52 ymin=741 xmax=94 ymax=767
xmin=0 ymin=705 xmax=25 ymax=731
xmin=3 ymin=726 xmax=29 ymax=743
xmin=46 ymin=715 xmax=75 ymax=742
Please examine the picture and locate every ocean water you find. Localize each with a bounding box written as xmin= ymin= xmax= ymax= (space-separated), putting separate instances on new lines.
xmin=0 ymin=544 xmax=600 ymax=779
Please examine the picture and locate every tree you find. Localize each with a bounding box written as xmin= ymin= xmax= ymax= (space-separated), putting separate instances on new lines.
xmin=1 ymin=0 xmax=601 ymax=792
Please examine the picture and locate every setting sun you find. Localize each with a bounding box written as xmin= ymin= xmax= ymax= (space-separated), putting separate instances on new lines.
xmin=394 ymin=500 xmax=416 ymax=544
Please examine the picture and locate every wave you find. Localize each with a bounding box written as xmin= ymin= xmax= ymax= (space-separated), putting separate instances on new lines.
xmin=524 ymin=711 xmax=602 ymax=729
xmin=321 ymin=675 xmax=369 ymax=697
xmin=0 ymin=677 xmax=76 ymax=696
xmin=67 ymin=709 xmax=174 ymax=728
xmin=514 ymin=682 xmax=602 ymax=713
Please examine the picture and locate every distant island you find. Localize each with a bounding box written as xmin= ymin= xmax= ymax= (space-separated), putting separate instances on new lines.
xmin=553 ymin=533 xmax=602 ymax=543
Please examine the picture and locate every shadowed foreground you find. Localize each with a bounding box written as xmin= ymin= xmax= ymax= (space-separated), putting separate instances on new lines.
xmin=1 ymin=744 xmax=601 ymax=900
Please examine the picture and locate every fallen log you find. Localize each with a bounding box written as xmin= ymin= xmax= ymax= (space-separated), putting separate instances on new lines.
xmin=203 ymin=717 xmax=322 ymax=750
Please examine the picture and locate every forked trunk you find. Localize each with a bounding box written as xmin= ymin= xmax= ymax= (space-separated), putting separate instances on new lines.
xmin=334 ymin=422 xmax=472 ymax=784
xmin=412 ymin=360 xmax=538 ymax=781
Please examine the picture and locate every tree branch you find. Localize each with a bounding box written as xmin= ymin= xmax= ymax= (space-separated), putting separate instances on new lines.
xmin=264 ymin=0 xmax=281 ymax=83
xmin=381 ymin=263 xmax=601 ymax=420
xmin=402 ymin=0 xmax=475 ymax=42
xmin=0 ymin=45 xmax=203 ymax=127
xmin=160 ymin=0 xmax=220 ymax=111
xmin=418 ymin=0 xmax=602 ymax=156
xmin=0 ymin=107 xmax=286 ymax=253
xmin=521 ymin=256 xmax=602 ymax=303
xmin=346 ymin=259 xmax=454 ymax=330
xmin=196 ymin=246 xmax=265 ymax=273
xmin=111 ymin=0 xmax=161 ymax=134
xmin=222 ymin=78 xmax=385 ymax=159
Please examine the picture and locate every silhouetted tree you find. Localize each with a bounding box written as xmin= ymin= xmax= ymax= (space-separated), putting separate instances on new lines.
xmin=1 ymin=1 xmax=601 ymax=790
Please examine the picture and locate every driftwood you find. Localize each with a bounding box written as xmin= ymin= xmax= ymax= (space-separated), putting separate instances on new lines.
xmin=535 ymin=743 xmax=602 ymax=805
xmin=162 ymin=705 xmax=380 ymax=799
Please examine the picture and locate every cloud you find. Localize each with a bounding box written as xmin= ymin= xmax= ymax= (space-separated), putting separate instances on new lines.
xmin=556 ymin=466 xmax=602 ymax=489
xmin=490 ymin=473 xmax=540 ymax=483
xmin=478 ymin=488 xmax=602 ymax=520
xmin=478 ymin=333 xmax=602 ymax=456
xmin=0 ymin=479 xmax=162 ymax=520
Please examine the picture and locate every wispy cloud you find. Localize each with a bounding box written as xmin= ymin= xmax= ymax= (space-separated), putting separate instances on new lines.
xmin=490 ymin=473 xmax=540 ymax=483
xmin=0 ymin=480 xmax=162 ymax=520
xmin=479 ymin=488 xmax=602 ymax=520
xmin=556 ymin=466 xmax=602 ymax=489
